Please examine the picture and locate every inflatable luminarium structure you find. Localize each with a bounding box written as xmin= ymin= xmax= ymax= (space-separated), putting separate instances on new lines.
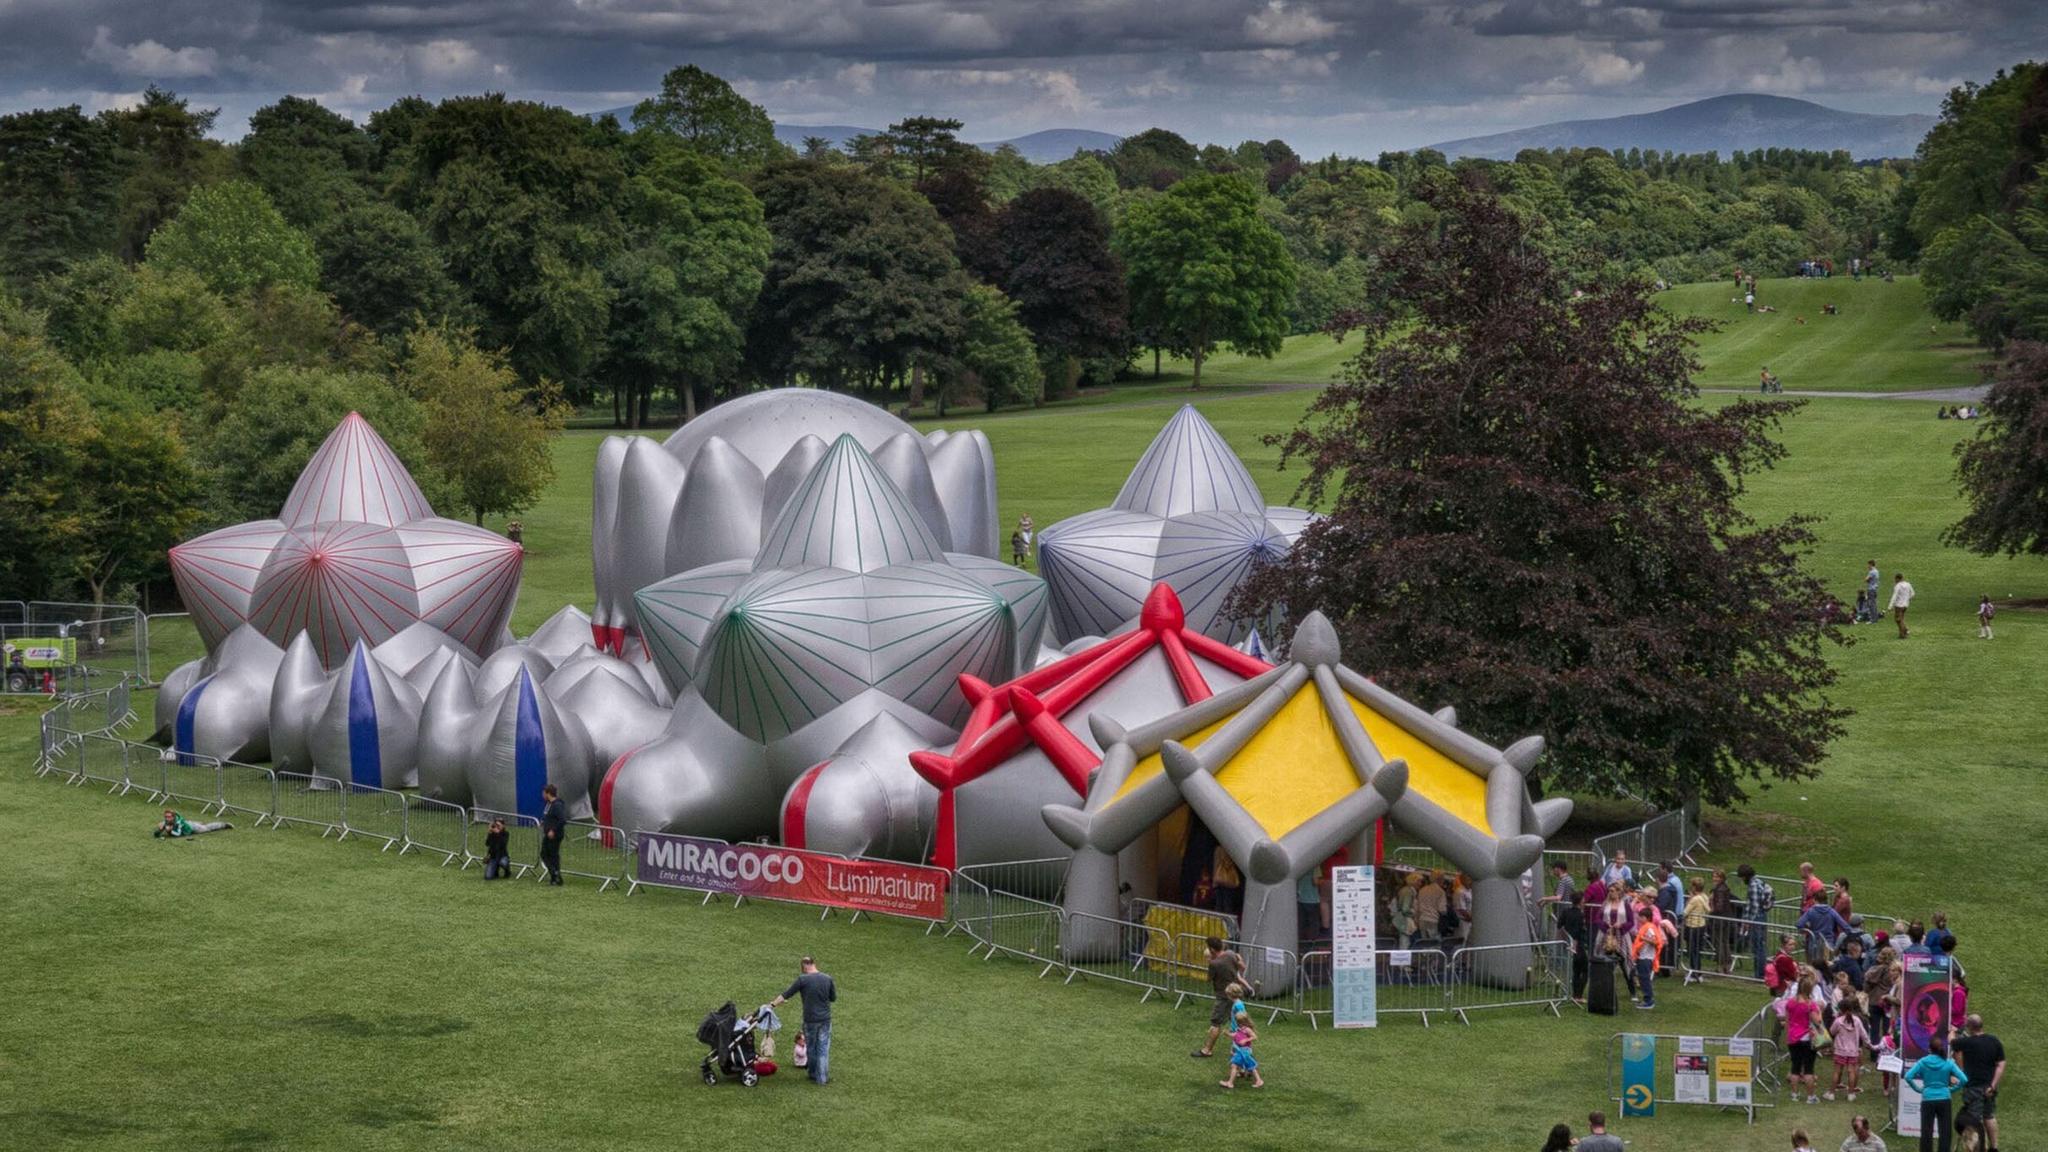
xmin=156 ymin=392 xmax=1566 ymax=991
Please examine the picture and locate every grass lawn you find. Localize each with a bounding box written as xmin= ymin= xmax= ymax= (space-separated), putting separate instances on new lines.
xmin=1656 ymin=276 xmax=1984 ymax=393
xmin=8 ymin=389 xmax=2043 ymax=1151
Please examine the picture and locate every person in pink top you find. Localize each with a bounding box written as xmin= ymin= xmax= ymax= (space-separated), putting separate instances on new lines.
xmin=1784 ymin=972 xmax=1825 ymax=1104
xmin=1825 ymin=991 xmax=1871 ymax=1101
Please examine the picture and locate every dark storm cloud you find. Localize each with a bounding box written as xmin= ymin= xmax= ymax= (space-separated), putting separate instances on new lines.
xmin=1 ymin=0 xmax=2042 ymax=154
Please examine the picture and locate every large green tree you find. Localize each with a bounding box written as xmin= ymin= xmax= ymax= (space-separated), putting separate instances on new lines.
xmin=1116 ymin=173 xmax=1295 ymax=388
xmin=0 ymin=297 xmax=95 ymax=597
xmin=100 ymin=86 xmax=232 ymax=262
xmin=745 ymin=160 xmax=966 ymax=392
xmin=407 ymin=327 xmax=564 ymax=525
xmin=144 ymin=180 xmax=320 ymax=297
xmin=238 ymin=96 xmax=375 ymax=233
xmin=1234 ymin=182 xmax=1846 ymax=807
xmin=603 ymin=138 xmax=770 ymax=425
xmin=996 ymin=187 xmax=1127 ymax=391
xmin=398 ymin=95 xmax=626 ymax=393
xmin=315 ymin=199 xmax=462 ymax=337
xmin=0 ymin=107 xmax=122 ymax=289
xmin=630 ymin=65 xmax=780 ymax=166
xmin=201 ymin=363 xmax=433 ymax=523
xmin=70 ymin=408 xmax=201 ymax=610
xmin=949 ymin=283 xmax=1041 ymax=415
xmin=1944 ymin=341 xmax=2048 ymax=557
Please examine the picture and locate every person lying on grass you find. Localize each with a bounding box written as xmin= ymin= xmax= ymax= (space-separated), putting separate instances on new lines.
xmin=154 ymin=809 xmax=232 ymax=838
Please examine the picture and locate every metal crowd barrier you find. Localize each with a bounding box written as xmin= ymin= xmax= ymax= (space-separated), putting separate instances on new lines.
xmin=1444 ymin=940 xmax=1571 ymax=1022
xmin=400 ymin=795 xmax=468 ymax=865
xmin=967 ymin=890 xmax=1063 ymax=975
xmin=340 ymin=783 xmax=407 ymax=851
xmin=219 ymin=765 xmax=279 ymax=827
xmin=162 ymin=752 xmax=223 ymax=814
xmin=1059 ymin=912 xmax=1177 ymax=1002
xmin=954 ymin=857 xmax=1067 ymax=904
xmin=272 ymin=772 xmax=346 ymax=836
xmin=559 ymin=820 xmax=628 ymax=891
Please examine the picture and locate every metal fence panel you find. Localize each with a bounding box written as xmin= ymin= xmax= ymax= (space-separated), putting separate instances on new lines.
xmin=559 ymin=820 xmax=627 ymax=890
xmin=218 ymin=765 xmax=277 ymax=825
xmin=161 ymin=755 xmax=222 ymax=814
xmin=339 ymin=784 xmax=406 ymax=850
xmin=1058 ymin=912 xmax=1176 ymax=1001
xmin=977 ymin=891 xmax=1063 ymax=974
xmin=401 ymin=795 xmax=468 ymax=864
xmin=75 ymin=731 xmax=128 ymax=789
xmin=954 ymin=858 xmax=1067 ymax=904
xmin=1445 ymin=940 xmax=1571 ymax=1021
xmin=273 ymin=772 xmax=346 ymax=835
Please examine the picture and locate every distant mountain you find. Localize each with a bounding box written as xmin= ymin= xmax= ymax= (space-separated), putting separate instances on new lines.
xmin=1427 ymin=94 xmax=1935 ymax=161
xmin=770 ymin=124 xmax=874 ymax=151
xmin=772 ymin=124 xmax=1120 ymax=161
xmin=589 ymin=111 xmax=1119 ymax=162
xmin=978 ymin=129 xmax=1123 ymax=162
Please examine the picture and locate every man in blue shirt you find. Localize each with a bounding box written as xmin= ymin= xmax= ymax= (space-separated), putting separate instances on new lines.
xmin=770 ymin=956 xmax=837 ymax=1086
xmin=1655 ymin=864 xmax=1683 ymax=975
xmin=1795 ymin=901 xmax=1850 ymax=966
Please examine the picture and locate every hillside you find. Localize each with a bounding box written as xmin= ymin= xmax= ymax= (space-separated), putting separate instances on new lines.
xmin=1429 ymin=94 xmax=1935 ymax=160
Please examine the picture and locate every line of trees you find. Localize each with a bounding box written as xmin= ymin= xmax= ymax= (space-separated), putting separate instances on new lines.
xmin=0 ymin=60 xmax=2024 ymax=610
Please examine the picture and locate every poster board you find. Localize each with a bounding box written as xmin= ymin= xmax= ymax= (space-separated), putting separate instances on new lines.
xmin=1331 ymin=865 xmax=1376 ymax=1028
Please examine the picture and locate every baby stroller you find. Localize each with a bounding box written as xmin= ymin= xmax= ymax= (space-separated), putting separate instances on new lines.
xmin=697 ymin=1001 xmax=762 ymax=1087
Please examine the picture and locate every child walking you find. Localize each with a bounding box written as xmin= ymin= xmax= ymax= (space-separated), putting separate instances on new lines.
xmin=1218 ymin=984 xmax=1264 ymax=1089
xmin=1824 ymin=992 xmax=1870 ymax=1101
xmin=1978 ymin=595 xmax=1995 ymax=639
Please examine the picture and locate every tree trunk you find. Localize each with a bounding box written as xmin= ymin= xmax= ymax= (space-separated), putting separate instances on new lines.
xmin=612 ymin=381 xmax=622 ymax=428
xmin=637 ymin=380 xmax=652 ymax=428
xmin=909 ymin=362 xmax=926 ymax=409
xmin=1153 ymin=347 xmax=1161 ymax=378
xmin=1192 ymin=345 xmax=1204 ymax=390
xmin=681 ymin=382 xmax=697 ymax=425
xmin=474 ymin=506 xmax=484 ymax=527
xmin=1063 ymin=355 xmax=1082 ymax=400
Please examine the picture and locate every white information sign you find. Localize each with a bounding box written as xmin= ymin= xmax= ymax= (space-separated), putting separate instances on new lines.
xmin=1727 ymin=1037 xmax=1755 ymax=1057
xmin=1331 ymin=865 xmax=1377 ymax=1029
xmin=1678 ymin=1035 xmax=1705 ymax=1055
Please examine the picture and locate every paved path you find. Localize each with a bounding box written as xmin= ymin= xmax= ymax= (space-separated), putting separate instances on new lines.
xmin=1701 ymin=385 xmax=1988 ymax=402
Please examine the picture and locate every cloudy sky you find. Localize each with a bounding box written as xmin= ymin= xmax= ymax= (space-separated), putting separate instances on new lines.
xmin=3 ymin=0 xmax=2044 ymax=154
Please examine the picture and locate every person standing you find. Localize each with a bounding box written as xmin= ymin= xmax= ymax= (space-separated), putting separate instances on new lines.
xmin=1656 ymin=864 xmax=1684 ymax=974
xmin=1193 ymin=936 xmax=1248 ymax=1059
xmin=1951 ymin=1013 xmax=2005 ymax=1152
xmin=1709 ymin=868 xmax=1737 ymax=975
xmin=1786 ymin=972 xmax=1825 ymax=1103
xmin=1557 ymin=897 xmax=1591 ymax=1003
xmin=1978 ymin=596 xmax=1995 ymax=640
xmin=1741 ymin=864 xmax=1775 ymax=979
xmin=1904 ymin=1039 xmax=1968 ymax=1152
xmin=1889 ymin=573 xmax=1915 ymax=639
xmin=1295 ymin=868 xmax=1322 ymax=946
xmin=1682 ymin=878 xmax=1711 ymax=984
xmin=1602 ymin=850 xmax=1634 ymax=892
xmin=1864 ymin=562 xmax=1881 ymax=624
xmin=1628 ymin=893 xmax=1663 ymax=1009
xmin=1841 ymin=1114 xmax=1887 ymax=1152
xmin=538 ymin=783 xmax=566 ymax=885
xmin=769 ymin=956 xmax=837 ymax=1085
xmin=1539 ymin=859 xmax=1579 ymax=935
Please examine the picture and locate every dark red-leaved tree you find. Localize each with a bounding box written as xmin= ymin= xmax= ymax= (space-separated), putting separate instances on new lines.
xmin=1234 ymin=178 xmax=1848 ymax=808
xmin=1944 ymin=340 xmax=2048 ymax=556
